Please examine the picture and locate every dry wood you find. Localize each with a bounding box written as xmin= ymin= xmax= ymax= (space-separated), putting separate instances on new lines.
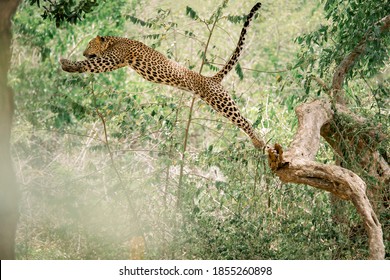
xmin=267 ymin=13 xmax=390 ymax=259
xmin=267 ymin=100 xmax=385 ymax=259
xmin=329 ymin=14 xmax=390 ymax=211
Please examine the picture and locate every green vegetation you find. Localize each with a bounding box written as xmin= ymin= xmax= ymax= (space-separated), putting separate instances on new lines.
xmin=10 ymin=0 xmax=388 ymax=259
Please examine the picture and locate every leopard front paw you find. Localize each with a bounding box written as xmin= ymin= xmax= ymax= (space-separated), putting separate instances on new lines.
xmin=60 ymin=58 xmax=80 ymax=73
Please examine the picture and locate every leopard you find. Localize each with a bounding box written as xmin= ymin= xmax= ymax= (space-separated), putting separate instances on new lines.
xmin=60 ymin=3 xmax=265 ymax=149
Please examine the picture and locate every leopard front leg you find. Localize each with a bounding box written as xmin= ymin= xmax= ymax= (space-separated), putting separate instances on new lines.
xmin=60 ymin=59 xmax=83 ymax=73
xmin=60 ymin=57 xmax=128 ymax=73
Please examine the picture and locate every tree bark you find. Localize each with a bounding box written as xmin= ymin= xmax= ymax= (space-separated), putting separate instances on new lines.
xmin=267 ymin=13 xmax=390 ymax=260
xmin=267 ymin=100 xmax=385 ymax=259
xmin=327 ymin=14 xmax=390 ymax=212
xmin=0 ymin=0 xmax=21 ymax=260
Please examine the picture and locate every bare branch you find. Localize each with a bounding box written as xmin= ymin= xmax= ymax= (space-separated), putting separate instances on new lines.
xmin=267 ymin=99 xmax=385 ymax=259
xmin=311 ymin=75 xmax=330 ymax=94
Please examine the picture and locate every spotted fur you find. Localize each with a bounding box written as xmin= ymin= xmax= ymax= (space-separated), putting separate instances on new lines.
xmin=60 ymin=3 xmax=264 ymax=149
xmin=212 ymin=2 xmax=262 ymax=82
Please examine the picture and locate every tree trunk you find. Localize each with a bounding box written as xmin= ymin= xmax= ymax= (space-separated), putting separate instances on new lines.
xmin=267 ymin=100 xmax=385 ymax=259
xmin=267 ymin=14 xmax=390 ymax=260
xmin=0 ymin=0 xmax=21 ymax=260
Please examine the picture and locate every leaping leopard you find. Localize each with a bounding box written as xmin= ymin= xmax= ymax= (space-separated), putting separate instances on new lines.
xmin=60 ymin=3 xmax=265 ymax=149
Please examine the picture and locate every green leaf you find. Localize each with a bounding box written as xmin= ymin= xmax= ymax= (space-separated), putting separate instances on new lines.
xmin=235 ymin=63 xmax=244 ymax=80
xmin=186 ymin=6 xmax=199 ymax=20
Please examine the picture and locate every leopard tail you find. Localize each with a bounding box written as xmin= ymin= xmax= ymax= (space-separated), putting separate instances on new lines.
xmin=212 ymin=2 xmax=261 ymax=82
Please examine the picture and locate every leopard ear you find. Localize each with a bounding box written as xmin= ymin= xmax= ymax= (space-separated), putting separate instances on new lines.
xmin=96 ymin=35 xmax=104 ymax=42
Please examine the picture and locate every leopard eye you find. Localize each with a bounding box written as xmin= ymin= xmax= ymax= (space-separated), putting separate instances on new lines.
xmin=87 ymin=54 xmax=97 ymax=59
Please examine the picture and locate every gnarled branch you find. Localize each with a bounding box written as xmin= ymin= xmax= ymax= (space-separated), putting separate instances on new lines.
xmin=268 ymin=99 xmax=385 ymax=259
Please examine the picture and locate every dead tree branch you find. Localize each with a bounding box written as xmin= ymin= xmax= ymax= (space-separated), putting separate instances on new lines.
xmin=268 ymin=99 xmax=385 ymax=259
xmin=325 ymin=14 xmax=390 ymax=207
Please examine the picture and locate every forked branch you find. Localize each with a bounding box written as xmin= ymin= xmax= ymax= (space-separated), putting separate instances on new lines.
xmin=267 ymin=100 xmax=385 ymax=259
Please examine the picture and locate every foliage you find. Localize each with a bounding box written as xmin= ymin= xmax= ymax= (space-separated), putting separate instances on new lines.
xmin=294 ymin=0 xmax=389 ymax=257
xmin=295 ymin=0 xmax=390 ymax=101
xmin=29 ymin=0 xmax=100 ymax=26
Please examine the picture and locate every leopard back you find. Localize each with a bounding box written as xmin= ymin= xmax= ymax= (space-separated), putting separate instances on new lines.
xmin=60 ymin=3 xmax=265 ymax=149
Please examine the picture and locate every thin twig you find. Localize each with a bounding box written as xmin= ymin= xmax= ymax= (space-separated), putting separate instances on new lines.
xmin=209 ymin=61 xmax=288 ymax=74
xmin=177 ymin=12 xmax=220 ymax=209
xmin=310 ymin=75 xmax=330 ymax=94
xmin=90 ymin=83 xmax=141 ymax=232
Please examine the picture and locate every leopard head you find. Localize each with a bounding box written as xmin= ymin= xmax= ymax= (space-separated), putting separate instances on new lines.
xmin=83 ymin=35 xmax=110 ymax=58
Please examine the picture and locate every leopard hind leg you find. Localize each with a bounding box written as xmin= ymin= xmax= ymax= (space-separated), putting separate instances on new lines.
xmin=197 ymin=82 xmax=265 ymax=149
